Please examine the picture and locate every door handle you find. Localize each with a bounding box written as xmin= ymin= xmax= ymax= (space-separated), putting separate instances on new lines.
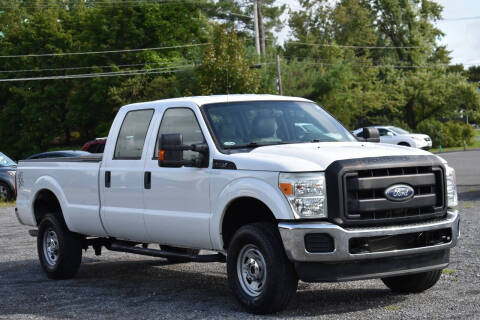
xmin=105 ymin=171 xmax=111 ymax=188
xmin=144 ymin=171 xmax=151 ymax=189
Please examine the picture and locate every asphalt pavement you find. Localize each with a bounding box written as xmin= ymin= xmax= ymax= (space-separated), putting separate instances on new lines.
xmin=1 ymin=198 xmax=479 ymax=319
xmin=437 ymin=150 xmax=480 ymax=186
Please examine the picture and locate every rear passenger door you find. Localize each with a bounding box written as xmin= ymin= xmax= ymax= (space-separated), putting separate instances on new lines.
xmin=100 ymin=109 xmax=155 ymax=242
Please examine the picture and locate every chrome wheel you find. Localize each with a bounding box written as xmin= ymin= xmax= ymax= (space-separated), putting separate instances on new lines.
xmin=237 ymin=244 xmax=267 ymax=297
xmin=0 ymin=184 xmax=9 ymax=201
xmin=43 ymin=229 xmax=60 ymax=267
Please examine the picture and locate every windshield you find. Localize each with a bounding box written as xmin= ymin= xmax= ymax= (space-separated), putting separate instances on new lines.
xmin=389 ymin=126 xmax=409 ymax=134
xmin=203 ymin=101 xmax=356 ymax=150
xmin=0 ymin=152 xmax=16 ymax=167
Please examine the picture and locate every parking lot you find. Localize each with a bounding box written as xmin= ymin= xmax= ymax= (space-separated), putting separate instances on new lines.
xmin=0 ymin=152 xmax=479 ymax=319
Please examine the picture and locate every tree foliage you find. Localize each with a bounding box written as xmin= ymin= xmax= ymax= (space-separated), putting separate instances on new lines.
xmin=0 ymin=0 xmax=479 ymax=159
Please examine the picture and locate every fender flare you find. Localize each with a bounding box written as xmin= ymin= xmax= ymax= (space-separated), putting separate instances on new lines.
xmin=30 ymin=176 xmax=74 ymax=229
xmin=209 ymin=177 xmax=293 ymax=250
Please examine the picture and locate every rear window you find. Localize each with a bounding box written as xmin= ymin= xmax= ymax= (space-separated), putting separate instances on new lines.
xmin=114 ymin=110 xmax=154 ymax=159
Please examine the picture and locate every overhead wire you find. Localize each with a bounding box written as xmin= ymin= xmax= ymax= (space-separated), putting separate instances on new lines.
xmin=0 ymin=64 xmax=196 ymax=82
xmin=0 ymin=43 xmax=208 ymax=58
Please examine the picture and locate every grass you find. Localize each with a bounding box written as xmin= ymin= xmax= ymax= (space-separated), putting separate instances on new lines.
xmin=385 ymin=305 xmax=401 ymax=311
xmin=0 ymin=201 xmax=15 ymax=208
xmin=442 ymin=268 xmax=455 ymax=275
xmin=431 ymin=129 xmax=480 ymax=153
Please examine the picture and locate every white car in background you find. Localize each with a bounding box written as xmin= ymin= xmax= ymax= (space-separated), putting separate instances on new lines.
xmin=353 ymin=126 xmax=432 ymax=150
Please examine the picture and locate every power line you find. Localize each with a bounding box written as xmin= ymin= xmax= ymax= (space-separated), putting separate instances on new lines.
xmin=0 ymin=65 xmax=196 ymax=82
xmin=283 ymin=58 xmax=479 ymax=69
xmin=0 ymin=62 xmax=196 ymax=73
xmin=0 ymin=43 xmax=208 ymax=58
xmin=440 ymin=16 xmax=480 ymax=22
xmin=0 ymin=0 xmax=209 ymax=9
xmin=286 ymin=41 xmax=425 ymax=49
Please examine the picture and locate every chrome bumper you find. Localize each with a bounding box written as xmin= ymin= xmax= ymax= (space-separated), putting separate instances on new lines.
xmin=278 ymin=210 xmax=460 ymax=263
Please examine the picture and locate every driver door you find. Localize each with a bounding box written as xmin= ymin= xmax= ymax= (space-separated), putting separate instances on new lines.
xmin=378 ymin=128 xmax=395 ymax=144
xmin=142 ymin=107 xmax=212 ymax=249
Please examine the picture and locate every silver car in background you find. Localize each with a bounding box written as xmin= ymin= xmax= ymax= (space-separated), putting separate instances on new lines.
xmin=0 ymin=152 xmax=16 ymax=201
xmin=353 ymin=126 xmax=432 ymax=150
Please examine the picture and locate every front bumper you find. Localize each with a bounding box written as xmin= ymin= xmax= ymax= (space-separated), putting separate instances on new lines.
xmin=279 ymin=210 xmax=459 ymax=263
xmin=279 ymin=210 xmax=459 ymax=281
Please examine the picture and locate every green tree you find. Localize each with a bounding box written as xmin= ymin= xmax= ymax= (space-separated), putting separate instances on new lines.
xmin=197 ymin=25 xmax=259 ymax=95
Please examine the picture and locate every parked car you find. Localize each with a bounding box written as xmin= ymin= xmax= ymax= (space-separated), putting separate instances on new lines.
xmin=26 ymin=150 xmax=90 ymax=160
xmin=81 ymin=138 xmax=106 ymax=153
xmin=15 ymin=95 xmax=459 ymax=314
xmin=353 ymin=126 xmax=432 ymax=150
xmin=0 ymin=152 xmax=16 ymax=201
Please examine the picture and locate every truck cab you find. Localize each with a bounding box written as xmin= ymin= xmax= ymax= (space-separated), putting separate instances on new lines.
xmin=15 ymin=95 xmax=460 ymax=314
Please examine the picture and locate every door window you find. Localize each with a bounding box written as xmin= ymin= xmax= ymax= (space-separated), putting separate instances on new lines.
xmin=156 ymin=108 xmax=206 ymax=160
xmin=378 ymin=128 xmax=390 ymax=136
xmin=114 ymin=109 xmax=154 ymax=159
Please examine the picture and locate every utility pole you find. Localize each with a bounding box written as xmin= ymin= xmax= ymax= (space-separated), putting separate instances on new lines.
xmin=257 ymin=0 xmax=266 ymax=56
xmin=253 ymin=0 xmax=260 ymax=56
xmin=276 ymin=55 xmax=283 ymax=95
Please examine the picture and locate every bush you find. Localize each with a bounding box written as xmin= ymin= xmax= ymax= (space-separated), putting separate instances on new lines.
xmin=417 ymin=120 xmax=475 ymax=148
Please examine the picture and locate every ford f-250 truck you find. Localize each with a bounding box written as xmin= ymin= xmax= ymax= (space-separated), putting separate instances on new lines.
xmin=15 ymin=95 xmax=460 ymax=314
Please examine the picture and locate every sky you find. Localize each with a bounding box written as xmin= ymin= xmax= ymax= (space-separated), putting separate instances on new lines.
xmin=276 ymin=0 xmax=480 ymax=66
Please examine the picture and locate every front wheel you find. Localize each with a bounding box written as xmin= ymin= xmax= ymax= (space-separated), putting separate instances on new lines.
xmin=227 ymin=222 xmax=298 ymax=314
xmin=37 ymin=213 xmax=83 ymax=279
xmin=382 ymin=270 xmax=442 ymax=293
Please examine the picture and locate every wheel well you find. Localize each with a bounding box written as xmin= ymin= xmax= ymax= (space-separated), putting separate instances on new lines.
xmin=33 ymin=189 xmax=64 ymax=225
xmin=221 ymin=197 xmax=276 ymax=250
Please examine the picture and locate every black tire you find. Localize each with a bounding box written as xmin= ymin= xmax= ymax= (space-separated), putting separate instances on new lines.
xmin=37 ymin=213 xmax=82 ymax=279
xmin=0 ymin=182 xmax=13 ymax=202
xmin=398 ymin=142 xmax=411 ymax=147
xmin=382 ymin=270 xmax=442 ymax=293
xmin=227 ymin=222 xmax=298 ymax=314
xmin=160 ymin=245 xmax=200 ymax=263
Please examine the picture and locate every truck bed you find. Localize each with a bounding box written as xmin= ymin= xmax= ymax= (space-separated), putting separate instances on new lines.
xmin=16 ymin=155 xmax=106 ymax=237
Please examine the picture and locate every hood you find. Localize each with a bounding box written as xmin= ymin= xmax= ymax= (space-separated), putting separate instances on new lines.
xmin=408 ymin=133 xmax=430 ymax=139
xmin=220 ymin=142 xmax=433 ymax=172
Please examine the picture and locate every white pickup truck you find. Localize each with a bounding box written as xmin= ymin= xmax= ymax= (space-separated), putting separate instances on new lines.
xmin=15 ymin=95 xmax=460 ymax=314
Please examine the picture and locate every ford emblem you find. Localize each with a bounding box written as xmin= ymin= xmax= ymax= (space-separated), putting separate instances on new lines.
xmin=384 ymin=184 xmax=414 ymax=202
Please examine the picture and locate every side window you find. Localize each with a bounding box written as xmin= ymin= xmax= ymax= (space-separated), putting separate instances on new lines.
xmin=378 ymin=128 xmax=389 ymax=136
xmin=156 ymin=108 xmax=205 ymax=160
xmin=114 ymin=109 xmax=154 ymax=159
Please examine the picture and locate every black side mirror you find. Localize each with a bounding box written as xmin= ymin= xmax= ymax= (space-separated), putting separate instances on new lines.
xmin=359 ymin=127 xmax=380 ymax=143
xmin=158 ymin=133 xmax=209 ymax=168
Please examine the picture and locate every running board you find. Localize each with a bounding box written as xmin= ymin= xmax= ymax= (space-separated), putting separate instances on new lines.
xmin=108 ymin=242 xmax=226 ymax=263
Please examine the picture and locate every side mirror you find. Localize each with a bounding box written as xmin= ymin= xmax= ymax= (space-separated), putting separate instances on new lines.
xmin=158 ymin=133 xmax=209 ymax=168
xmin=360 ymin=127 xmax=380 ymax=143
xmin=386 ymin=131 xmax=394 ymax=137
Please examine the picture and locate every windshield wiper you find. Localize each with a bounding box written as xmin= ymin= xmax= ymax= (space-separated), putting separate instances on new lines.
xmin=223 ymin=142 xmax=261 ymax=150
xmin=223 ymin=141 xmax=302 ymax=150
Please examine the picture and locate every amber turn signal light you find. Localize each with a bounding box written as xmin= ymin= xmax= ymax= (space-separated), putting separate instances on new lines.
xmin=279 ymin=182 xmax=293 ymax=196
xmin=158 ymin=150 xmax=165 ymax=161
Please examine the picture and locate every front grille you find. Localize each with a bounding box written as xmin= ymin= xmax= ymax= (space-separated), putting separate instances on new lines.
xmin=342 ymin=166 xmax=446 ymax=226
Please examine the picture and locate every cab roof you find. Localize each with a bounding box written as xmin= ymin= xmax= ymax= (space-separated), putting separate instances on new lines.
xmin=120 ymin=94 xmax=313 ymax=112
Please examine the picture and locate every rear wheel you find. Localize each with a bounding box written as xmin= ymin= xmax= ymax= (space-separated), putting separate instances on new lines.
xmin=227 ymin=222 xmax=298 ymax=314
xmin=0 ymin=182 xmax=13 ymax=201
xmin=37 ymin=213 xmax=82 ymax=279
xmin=382 ymin=270 xmax=442 ymax=293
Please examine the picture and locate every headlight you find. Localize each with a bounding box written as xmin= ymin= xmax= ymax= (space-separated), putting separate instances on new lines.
xmin=279 ymin=172 xmax=327 ymax=219
xmin=446 ymin=166 xmax=458 ymax=208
